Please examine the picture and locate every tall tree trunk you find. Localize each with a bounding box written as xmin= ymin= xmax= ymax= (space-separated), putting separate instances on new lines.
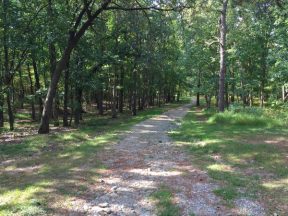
xmin=119 ymin=66 xmax=124 ymax=113
xmin=196 ymin=71 xmax=201 ymax=106
xmin=74 ymin=88 xmax=82 ymax=127
xmin=63 ymin=60 xmax=70 ymax=126
xmin=260 ymin=53 xmax=267 ymax=107
xmin=38 ymin=0 xmax=112 ymax=133
xmin=0 ymin=85 xmax=3 ymax=127
xmin=111 ymin=85 xmax=117 ymax=118
xmin=231 ymin=66 xmax=235 ymax=103
xmin=47 ymin=0 xmax=59 ymax=126
xmin=38 ymin=48 xmax=72 ymax=133
xmin=218 ymin=0 xmax=228 ymax=112
xmin=32 ymin=55 xmax=43 ymax=119
xmin=225 ymin=82 xmax=229 ymax=108
xmin=132 ymin=68 xmax=137 ymax=116
xmin=27 ymin=64 xmax=36 ymax=120
xmin=3 ymin=0 xmax=14 ymax=130
xmin=0 ymin=57 xmax=4 ymax=127
xmin=18 ymin=67 xmax=25 ymax=109
xmin=6 ymin=89 xmax=14 ymax=130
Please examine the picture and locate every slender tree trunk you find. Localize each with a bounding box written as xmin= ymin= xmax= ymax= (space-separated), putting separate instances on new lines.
xmin=32 ymin=55 xmax=43 ymax=119
xmin=6 ymin=89 xmax=14 ymax=130
xmin=27 ymin=64 xmax=36 ymax=120
xmin=132 ymin=68 xmax=137 ymax=116
xmin=111 ymin=85 xmax=117 ymax=118
xmin=18 ymin=67 xmax=25 ymax=109
xmin=96 ymin=87 xmax=104 ymax=115
xmin=63 ymin=61 xmax=70 ymax=126
xmin=225 ymin=82 xmax=229 ymax=107
xmin=196 ymin=71 xmax=201 ymax=106
xmin=231 ymin=67 xmax=235 ymax=103
xmin=260 ymin=55 xmax=266 ymax=108
xmin=119 ymin=66 xmax=124 ymax=113
xmin=0 ymin=86 xmax=3 ymax=127
xmin=3 ymin=0 xmax=14 ymax=130
xmin=0 ymin=58 xmax=4 ymax=127
xmin=74 ymin=88 xmax=82 ymax=127
xmin=218 ymin=0 xmax=228 ymax=112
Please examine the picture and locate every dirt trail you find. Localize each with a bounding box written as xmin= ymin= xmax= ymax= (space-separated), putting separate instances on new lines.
xmin=83 ymin=103 xmax=263 ymax=216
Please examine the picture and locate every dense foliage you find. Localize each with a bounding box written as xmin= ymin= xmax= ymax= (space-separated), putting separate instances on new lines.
xmin=0 ymin=0 xmax=287 ymax=132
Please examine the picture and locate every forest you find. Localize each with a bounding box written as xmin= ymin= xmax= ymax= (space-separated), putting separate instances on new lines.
xmin=0 ymin=0 xmax=287 ymax=216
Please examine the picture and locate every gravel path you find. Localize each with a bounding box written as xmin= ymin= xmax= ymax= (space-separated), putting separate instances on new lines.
xmin=83 ymin=103 xmax=265 ymax=216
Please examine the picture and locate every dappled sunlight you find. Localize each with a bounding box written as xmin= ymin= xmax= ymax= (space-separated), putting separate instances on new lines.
xmin=129 ymin=168 xmax=183 ymax=177
xmin=262 ymin=178 xmax=288 ymax=189
xmin=170 ymin=106 xmax=288 ymax=214
xmin=207 ymin=164 xmax=235 ymax=173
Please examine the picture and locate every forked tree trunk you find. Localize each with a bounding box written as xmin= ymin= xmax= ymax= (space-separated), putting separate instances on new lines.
xmin=38 ymin=0 xmax=112 ymax=133
xmin=38 ymin=48 xmax=73 ymax=133
xmin=218 ymin=0 xmax=228 ymax=112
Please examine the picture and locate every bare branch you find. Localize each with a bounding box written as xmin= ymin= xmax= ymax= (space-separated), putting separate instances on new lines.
xmin=105 ymin=4 xmax=191 ymax=12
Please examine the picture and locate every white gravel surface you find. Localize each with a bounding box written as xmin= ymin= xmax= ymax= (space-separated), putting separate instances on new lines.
xmin=77 ymin=103 xmax=266 ymax=216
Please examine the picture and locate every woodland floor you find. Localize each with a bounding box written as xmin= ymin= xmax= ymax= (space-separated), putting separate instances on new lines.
xmin=1 ymin=101 xmax=287 ymax=215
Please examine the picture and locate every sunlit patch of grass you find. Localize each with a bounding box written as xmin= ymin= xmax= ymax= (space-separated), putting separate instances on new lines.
xmin=0 ymin=184 xmax=48 ymax=216
xmin=171 ymin=106 xmax=288 ymax=212
xmin=262 ymin=178 xmax=288 ymax=189
xmin=150 ymin=186 xmax=180 ymax=216
xmin=208 ymin=164 xmax=234 ymax=172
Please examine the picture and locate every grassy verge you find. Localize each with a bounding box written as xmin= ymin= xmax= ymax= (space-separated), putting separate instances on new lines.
xmin=170 ymin=106 xmax=288 ymax=214
xmin=0 ymin=100 xmax=189 ymax=216
xmin=150 ymin=186 xmax=180 ymax=216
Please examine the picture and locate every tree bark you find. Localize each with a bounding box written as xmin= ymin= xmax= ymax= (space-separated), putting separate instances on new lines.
xmin=3 ymin=0 xmax=14 ymax=130
xmin=38 ymin=0 xmax=112 ymax=133
xmin=0 ymin=55 xmax=4 ymax=127
xmin=119 ymin=66 xmax=124 ymax=113
xmin=0 ymin=86 xmax=3 ymax=127
xmin=32 ymin=55 xmax=43 ymax=119
xmin=218 ymin=0 xmax=228 ymax=112
xmin=63 ymin=60 xmax=70 ymax=126
xmin=27 ymin=64 xmax=36 ymax=120
xmin=18 ymin=67 xmax=25 ymax=109
xmin=196 ymin=71 xmax=201 ymax=106
xmin=96 ymin=86 xmax=104 ymax=115
xmin=6 ymin=89 xmax=14 ymax=130
xmin=132 ymin=67 xmax=137 ymax=116
xmin=74 ymin=88 xmax=82 ymax=127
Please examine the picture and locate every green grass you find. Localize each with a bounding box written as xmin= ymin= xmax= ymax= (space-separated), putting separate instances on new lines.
xmin=170 ymin=106 xmax=288 ymax=214
xmin=150 ymin=186 xmax=180 ymax=216
xmin=0 ymin=100 xmax=189 ymax=216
